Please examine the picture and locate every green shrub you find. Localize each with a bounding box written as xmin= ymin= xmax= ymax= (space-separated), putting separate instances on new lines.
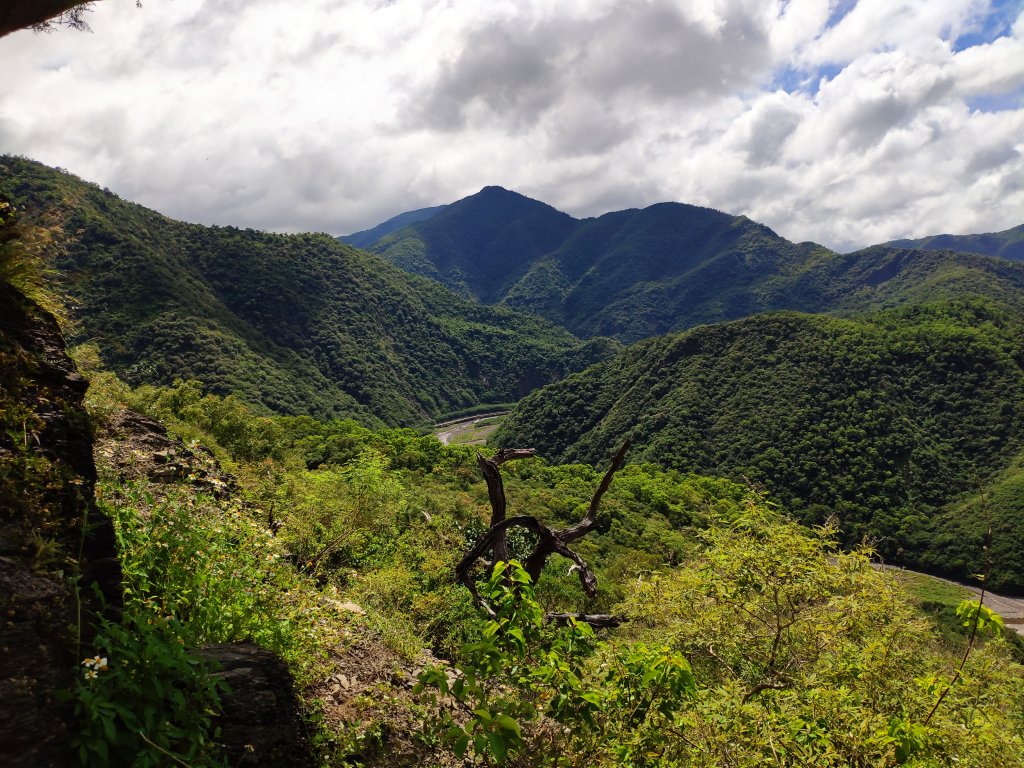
xmin=72 ymin=615 xmax=224 ymax=768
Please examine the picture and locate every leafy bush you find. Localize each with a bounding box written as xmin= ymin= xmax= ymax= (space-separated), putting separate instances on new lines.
xmin=103 ymin=481 xmax=350 ymax=683
xmin=416 ymin=561 xmax=694 ymax=766
xmin=72 ymin=615 xmax=224 ymax=768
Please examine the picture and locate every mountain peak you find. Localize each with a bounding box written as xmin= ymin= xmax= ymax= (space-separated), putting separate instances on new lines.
xmin=477 ymin=185 xmax=514 ymax=195
xmin=458 ymin=185 xmax=557 ymax=212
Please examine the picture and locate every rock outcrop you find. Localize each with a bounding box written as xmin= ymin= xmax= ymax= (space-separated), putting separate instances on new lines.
xmin=197 ymin=643 xmax=315 ymax=768
xmin=0 ymin=282 xmax=121 ymax=767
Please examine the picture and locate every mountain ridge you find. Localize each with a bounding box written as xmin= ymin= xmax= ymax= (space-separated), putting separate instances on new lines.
xmin=361 ymin=187 xmax=1024 ymax=341
xmin=338 ymin=204 xmax=447 ymax=248
xmin=886 ymin=223 xmax=1024 ymax=261
xmin=0 ymin=156 xmax=614 ymax=425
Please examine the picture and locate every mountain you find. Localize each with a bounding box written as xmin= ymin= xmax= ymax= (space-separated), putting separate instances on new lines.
xmin=371 ymin=186 xmax=578 ymax=303
xmin=495 ymin=300 xmax=1024 ymax=591
xmin=887 ymin=223 xmax=1024 ymax=261
xmin=338 ymin=204 xmax=447 ymax=249
xmin=363 ymin=188 xmax=1024 ymax=341
xmin=0 ymin=157 xmax=614 ymax=425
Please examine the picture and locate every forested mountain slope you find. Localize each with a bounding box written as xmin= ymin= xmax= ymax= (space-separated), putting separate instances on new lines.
xmin=56 ymin=369 xmax=1024 ymax=767
xmin=496 ymin=301 xmax=1024 ymax=591
xmin=887 ymin=223 xmax=1024 ymax=261
xmin=366 ymin=188 xmax=1024 ymax=341
xmin=0 ymin=157 xmax=612 ymax=424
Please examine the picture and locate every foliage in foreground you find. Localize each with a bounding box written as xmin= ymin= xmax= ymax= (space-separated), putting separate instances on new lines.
xmin=68 ymin=371 xmax=1024 ymax=767
xmin=418 ymin=512 xmax=1024 ymax=768
xmin=72 ymin=615 xmax=224 ymax=768
xmin=71 ymin=478 xmax=354 ymax=767
xmin=620 ymin=506 xmax=1024 ymax=767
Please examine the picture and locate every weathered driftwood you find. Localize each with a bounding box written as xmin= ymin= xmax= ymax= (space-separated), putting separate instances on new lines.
xmin=456 ymin=441 xmax=631 ymax=628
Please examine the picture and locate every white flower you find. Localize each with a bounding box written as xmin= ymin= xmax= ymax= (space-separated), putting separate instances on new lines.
xmin=82 ymin=655 xmax=108 ymax=672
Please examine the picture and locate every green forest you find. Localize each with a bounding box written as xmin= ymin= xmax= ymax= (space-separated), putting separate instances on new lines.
xmin=365 ymin=186 xmax=1024 ymax=342
xmin=62 ymin=366 xmax=1024 ymax=767
xmin=497 ymin=303 xmax=1024 ymax=592
xmin=4 ymin=154 xmax=1024 ymax=767
xmin=0 ymin=156 xmax=615 ymax=425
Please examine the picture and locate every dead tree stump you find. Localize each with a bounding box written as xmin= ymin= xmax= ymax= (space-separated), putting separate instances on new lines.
xmin=455 ymin=441 xmax=631 ymax=627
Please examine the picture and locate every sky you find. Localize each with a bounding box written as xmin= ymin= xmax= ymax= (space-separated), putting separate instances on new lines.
xmin=1 ymin=0 xmax=1023 ymax=252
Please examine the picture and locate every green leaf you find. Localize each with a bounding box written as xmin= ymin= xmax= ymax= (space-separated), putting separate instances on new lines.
xmin=487 ymin=732 xmax=508 ymax=763
xmin=494 ymin=714 xmax=522 ymax=737
xmin=474 ymin=734 xmax=488 ymax=757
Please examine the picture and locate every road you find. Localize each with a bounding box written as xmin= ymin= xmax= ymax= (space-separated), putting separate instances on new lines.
xmin=433 ymin=411 xmax=509 ymax=446
xmin=878 ymin=564 xmax=1024 ymax=635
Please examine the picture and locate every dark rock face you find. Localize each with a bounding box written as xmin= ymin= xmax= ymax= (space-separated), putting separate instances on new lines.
xmin=197 ymin=643 xmax=315 ymax=768
xmin=0 ymin=281 xmax=313 ymax=766
xmin=0 ymin=282 xmax=121 ymax=767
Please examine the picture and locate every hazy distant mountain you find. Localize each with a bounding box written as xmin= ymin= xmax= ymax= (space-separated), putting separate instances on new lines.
xmin=886 ymin=223 xmax=1024 ymax=261
xmin=0 ymin=157 xmax=613 ymax=424
xmin=338 ymin=205 xmax=447 ymax=249
xmin=362 ymin=188 xmax=1024 ymax=342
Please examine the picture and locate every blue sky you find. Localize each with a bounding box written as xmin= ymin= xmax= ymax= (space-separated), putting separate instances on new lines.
xmin=1 ymin=0 xmax=1022 ymax=251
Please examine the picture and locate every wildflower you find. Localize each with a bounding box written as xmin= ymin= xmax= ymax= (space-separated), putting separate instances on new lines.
xmin=84 ymin=669 xmax=98 ymax=680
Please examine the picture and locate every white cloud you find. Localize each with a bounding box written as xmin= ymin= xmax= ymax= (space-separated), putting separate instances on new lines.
xmin=795 ymin=0 xmax=989 ymax=67
xmin=0 ymin=0 xmax=1021 ymax=251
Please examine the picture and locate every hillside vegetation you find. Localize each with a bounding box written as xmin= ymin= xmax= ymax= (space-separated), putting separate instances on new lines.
xmin=496 ymin=301 xmax=1024 ymax=592
xmin=4 ymin=187 xmax=1023 ymax=766
xmin=365 ymin=186 xmax=1024 ymax=341
xmin=65 ymin=367 xmax=1024 ymax=768
xmin=0 ymin=157 xmax=614 ymax=425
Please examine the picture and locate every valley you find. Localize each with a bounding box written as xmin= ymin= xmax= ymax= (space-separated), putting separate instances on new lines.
xmin=4 ymin=155 xmax=1024 ymax=768
xmin=6 ymin=155 xmax=1024 ymax=593
xmin=433 ymin=411 xmax=508 ymax=446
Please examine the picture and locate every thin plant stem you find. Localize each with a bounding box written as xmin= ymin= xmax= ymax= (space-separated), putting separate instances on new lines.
xmin=922 ymin=522 xmax=992 ymax=727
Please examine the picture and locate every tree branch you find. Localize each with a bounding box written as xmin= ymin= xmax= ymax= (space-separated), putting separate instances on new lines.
xmin=2 ymin=0 xmax=96 ymax=37
xmin=545 ymin=612 xmax=624 ymax=629
xmin=560 ymin=439 xmax=631 ymax=542
xmin=475 ymin=448 xmax=536 ymax=564
xmin=457 ymin=442 xmax=630 ymax=627
xmin=922 ymin=522 xmax=993 ymax=726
